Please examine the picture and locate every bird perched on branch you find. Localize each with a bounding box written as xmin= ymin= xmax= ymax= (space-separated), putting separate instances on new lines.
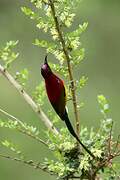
xmin=41 ymin=55 xmax=94 ymax=158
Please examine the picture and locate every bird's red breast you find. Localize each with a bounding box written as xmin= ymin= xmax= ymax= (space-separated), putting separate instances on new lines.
xmin=45 ymin=73 xmax=64 ymax=103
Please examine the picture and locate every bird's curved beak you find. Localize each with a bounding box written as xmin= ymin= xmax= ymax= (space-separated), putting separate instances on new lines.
xmin=44 ymin=55 xmax=48 ymax=64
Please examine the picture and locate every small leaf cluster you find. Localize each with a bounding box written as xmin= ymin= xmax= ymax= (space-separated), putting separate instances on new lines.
xmin=32 ymin=82 xmax=46 ymax=106
xmin=0 ymin=119 xmax=40 ymax=142
xmin=44 ymin=128 xmax=80 ymax=179
xmin=15 ymin=68 xmax=29 ymax=87
xmin=78 ymin=75 xmax=88 ymax=89
xmin=98 ymin=94 xmax=109 ymax=116
xmin=1 ymin=139 xmax=23 ymax=158
xmin=47 ymin=110 xmax=59 ymax=125
xmin=0 ymin=41 xmax=19 ymax=69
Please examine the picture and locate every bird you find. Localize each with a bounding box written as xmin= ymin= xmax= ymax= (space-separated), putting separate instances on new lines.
xmin=41 ymin=55 xmax=94 ymax=158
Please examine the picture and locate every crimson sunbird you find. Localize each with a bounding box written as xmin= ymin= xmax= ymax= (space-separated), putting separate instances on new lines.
xmin=41 ymin=56 xmax=94 ymax=158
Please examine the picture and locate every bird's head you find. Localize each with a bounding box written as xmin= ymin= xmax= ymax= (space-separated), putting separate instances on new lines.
xmin=41 ymin=55 xmax=52 ymax=79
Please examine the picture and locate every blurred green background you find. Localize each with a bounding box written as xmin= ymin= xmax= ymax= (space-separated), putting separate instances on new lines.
xmin=0 ymin=0 xmax=120 ymax=179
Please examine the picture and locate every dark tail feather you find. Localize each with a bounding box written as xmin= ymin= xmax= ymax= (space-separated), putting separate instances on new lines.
xmin=63 ymin=110 xmax=95 ymax=158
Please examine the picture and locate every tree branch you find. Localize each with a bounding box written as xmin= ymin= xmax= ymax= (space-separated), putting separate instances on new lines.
xmin=48 ymin=0 xmax=80 ymax=137
xmin=0 ymin=64 xmax=59 ymax=135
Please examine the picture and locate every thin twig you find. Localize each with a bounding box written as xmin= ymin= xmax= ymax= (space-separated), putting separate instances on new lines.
xmin=0 ymin=107 xmax=48 ymax=147
xmin=0 ymin=153 xmax=49 ymax=173
xmin=0 ymin=64 xmax=59 ymax=135
xmin=0 ymin=107 xmax=24 ymax=125
xmin=48 ymin=0 xmax=80 ymax=137
xmin=108 ymin=121 xmax=113 ymax=155
xmin=18 ymin=128 xmax=48 ymax=147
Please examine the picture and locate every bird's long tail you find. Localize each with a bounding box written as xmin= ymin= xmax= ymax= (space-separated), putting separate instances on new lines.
xmin=63 ymin=110 xmax=95 ymax=158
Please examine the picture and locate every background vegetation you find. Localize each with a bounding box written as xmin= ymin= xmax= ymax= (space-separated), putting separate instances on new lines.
xmin=0 ymin=0 xmax=120 ymax=179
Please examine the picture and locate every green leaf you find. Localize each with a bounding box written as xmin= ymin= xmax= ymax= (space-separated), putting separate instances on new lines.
xmin=98 ymin=95 xmax=109 ymax=114
xmin=71 ymin=48 xmax=85 ymax=65
xmin=15 ymin=68 xmax=29 ymax=87
xmin=79 ymin=155 xmax=89 ymax=171
xmin=34 ymin=39 xmax=57 ymax=53
xmin=21 ymin=7 xmax=38 ymax=19
xmin=79 ymin=76 xmax=88 ymax=89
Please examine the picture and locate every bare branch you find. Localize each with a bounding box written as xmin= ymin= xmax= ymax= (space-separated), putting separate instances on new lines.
xmin=0 ymin=64 xmax=59 ymax=135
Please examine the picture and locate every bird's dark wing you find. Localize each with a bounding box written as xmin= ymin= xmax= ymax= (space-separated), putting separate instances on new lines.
xmin=51 ymin=86 xmax=66 ymax=121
